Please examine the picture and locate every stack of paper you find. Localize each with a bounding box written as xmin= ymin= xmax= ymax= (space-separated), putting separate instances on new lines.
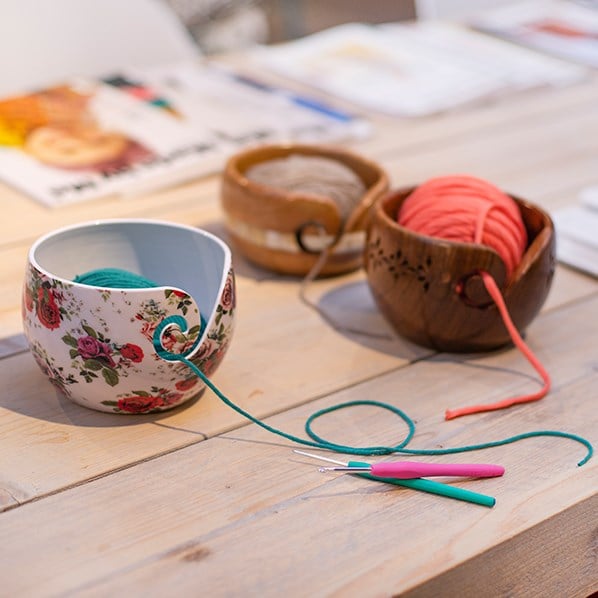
xmin=471 ymin=0 xmax=598 ymax=68
xmin=252 ymin=21 xmax=586 ymax=117
xmin=552 ymin=186 xmax=598 ymax=277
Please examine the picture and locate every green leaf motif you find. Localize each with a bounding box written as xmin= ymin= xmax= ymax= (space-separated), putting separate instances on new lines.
xmin=101 ymin=400 xmax=119 ymax=406
xmin=62 ymin=334 xmax=78 ymax=348
xmin=132 ymin=390 xmax=151 ymax=397
xmin=84 ymin=359 xmax=103 ymax=371
xmin=69 ymin=348 xmax=79 ymax=359
xmin=82 ymin=324 xmax=97 ymax=338
xmin=102 ymin=368 xmax=119 ymax=387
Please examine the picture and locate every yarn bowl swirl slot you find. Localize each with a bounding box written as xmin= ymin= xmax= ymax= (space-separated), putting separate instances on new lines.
xmin=220 ymin=143 xmax=389 ymax=276
xmin=365 ymin=188 xmax=556 ymax=352
xmin=22 ymin=219 xmax=235 ymax=414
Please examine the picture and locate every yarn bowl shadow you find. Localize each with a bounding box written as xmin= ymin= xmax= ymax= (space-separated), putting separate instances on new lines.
xmin=22 ymin=219 xmax=235 ymax=414
xmin=221 ymin=143 xmax=389 ymax=276
xmin=365 ymin=188 xmax=556 ymax=352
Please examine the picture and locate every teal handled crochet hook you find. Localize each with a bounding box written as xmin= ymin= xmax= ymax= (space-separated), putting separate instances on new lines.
xmin=293 ymin=450 xmax=497 ymax=508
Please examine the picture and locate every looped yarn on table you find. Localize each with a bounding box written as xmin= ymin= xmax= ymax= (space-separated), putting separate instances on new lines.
xmin=72 ymin=228 xmax=592 ymax=470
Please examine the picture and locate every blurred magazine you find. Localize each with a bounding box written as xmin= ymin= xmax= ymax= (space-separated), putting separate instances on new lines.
xmin=471 ymin=0 xmax=598 ymax=67
xmin=252 ymin=22 xmax=586 ymax=117
xmin=0 ymin=61 xmax=366 ymax=206
xmin=552 ymin=186 xmax=598 ymax=277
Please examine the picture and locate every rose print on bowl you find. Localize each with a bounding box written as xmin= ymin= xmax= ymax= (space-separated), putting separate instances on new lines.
xmin=22 ymin=219 xmax=235 ymax=414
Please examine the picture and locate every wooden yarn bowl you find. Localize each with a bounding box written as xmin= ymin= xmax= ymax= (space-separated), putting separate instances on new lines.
xmin=365 ymin=188 xmax=556 ymax=352
xmin=221 ymin=143 xmax=389 ymax=276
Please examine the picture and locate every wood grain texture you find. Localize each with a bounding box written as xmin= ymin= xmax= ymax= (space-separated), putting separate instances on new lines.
xmin=0 ymin=295 xmax=596 ymax=595
xmin=0 ymin=66 xmax=597 ymax=597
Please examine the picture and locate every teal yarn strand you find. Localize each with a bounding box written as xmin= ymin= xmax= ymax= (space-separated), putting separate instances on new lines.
xmin=74 ymin=269 xmax=593 ymax=467
xmin=74 ymin=268 xmax=159 ymax=288
xmin=153 ymin=315 xmax=593 ymax=466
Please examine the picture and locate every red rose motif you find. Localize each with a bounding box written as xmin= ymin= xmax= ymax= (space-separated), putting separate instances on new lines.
xmin=221 ymin=276 xmax=234 ymax=311
xmin=202 ymin=350 xmax=223 ymax=376
xmin=117 ymin=395 xmax=165 ymax=413
xmin=77 ymin=335 xmax=116 ymax=367
xmin=120 ymin=343 xmax=144 ymax=363
xmin=175 ymin=377 xmax=199 ymax=391
xmin=162 ymin=391 xmax=184 ymax=405
xmin=195 ymin=338 xmax=214 ymax=361
xmin=172 ymin=290 xmax=188 ymax=298
xmin=36 ymin=288 xmax=61 ymax=330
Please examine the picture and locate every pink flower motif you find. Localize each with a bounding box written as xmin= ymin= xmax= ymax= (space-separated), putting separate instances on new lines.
xmin=77 ymin=335 xmax=116 ymax=367
xmin=221 ymin=276 xmax=234 ymax=311
xmin=117 ymin=396 xmax=165 ymax=413
xmin=195 ymin=338 xmax=214 ymax=361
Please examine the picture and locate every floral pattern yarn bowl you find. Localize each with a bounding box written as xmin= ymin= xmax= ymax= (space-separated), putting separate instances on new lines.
xmin=23 ymin=219 xmax=235 ymax=414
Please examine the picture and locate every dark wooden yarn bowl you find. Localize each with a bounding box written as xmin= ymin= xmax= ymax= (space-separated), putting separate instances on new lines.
xmin=364 ymin=188 xmax=556 ymax=352
xmin=221 ymin=143 xmax=389 ymax=276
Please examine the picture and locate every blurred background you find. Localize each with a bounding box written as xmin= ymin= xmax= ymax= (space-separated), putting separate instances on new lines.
xmin=165 ymin=0 xmax=517 ymax=54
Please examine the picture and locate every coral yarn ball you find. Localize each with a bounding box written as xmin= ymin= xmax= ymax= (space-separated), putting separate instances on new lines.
xmin=397 ymin=175 xmax=527 ymax=279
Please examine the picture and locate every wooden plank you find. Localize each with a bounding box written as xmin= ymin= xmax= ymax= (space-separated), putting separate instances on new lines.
xmin=0 ymin=294 xmax=596 ymax=596
xmin=0 ymin=333 xmax=28 ymax=359
xmin=400 ymin=494 xmax=598 ymax=598
xmin=376 ymin=106 xmax=598 ymax=204
xmin=360 ymin=74 xmax=598 ymax=162
xmin=0 ymin=175 xmax=221 ymax=248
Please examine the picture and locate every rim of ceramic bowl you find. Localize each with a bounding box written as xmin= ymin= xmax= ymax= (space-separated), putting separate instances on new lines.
xmin=29 ymin=218 xmax=232 ymax=289
xmin=28 ymin=218 xmax=233 ymax=347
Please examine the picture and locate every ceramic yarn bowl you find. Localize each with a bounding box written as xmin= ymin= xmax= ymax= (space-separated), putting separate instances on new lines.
xmin=22 ymin=219 xmax=235 ymax=414
xmin=365 ymin=188 xmax=556 ymax=352
xmin=221 ymin=143 xmax=389 ymax=276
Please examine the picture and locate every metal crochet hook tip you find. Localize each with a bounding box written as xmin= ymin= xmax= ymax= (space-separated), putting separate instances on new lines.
xmin=292 ymin=449 xmax=347 ymax=466
xmin=319 ymin=466 xmax=369 ymax=472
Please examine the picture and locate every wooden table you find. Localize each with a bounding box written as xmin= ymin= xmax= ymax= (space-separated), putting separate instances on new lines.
xmin=1 ymin=65 xmax=597 ymax=597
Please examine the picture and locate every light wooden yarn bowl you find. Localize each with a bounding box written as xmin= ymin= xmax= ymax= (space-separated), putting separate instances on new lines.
xmin=221 ymin=143 xmax=389 ymax=276
xmin=365 ymin=188 xmax=556 ymax=352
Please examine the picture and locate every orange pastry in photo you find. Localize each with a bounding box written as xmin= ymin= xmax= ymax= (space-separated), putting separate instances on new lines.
xmin=23 ymin=124 xmax=153 ymax=171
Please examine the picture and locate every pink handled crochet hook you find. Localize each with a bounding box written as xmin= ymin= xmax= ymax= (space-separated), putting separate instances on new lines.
xmin=319 ymin=461 xmax=505 ymax=479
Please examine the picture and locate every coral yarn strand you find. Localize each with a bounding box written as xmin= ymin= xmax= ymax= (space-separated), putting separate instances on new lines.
xmin=445 ymin=272 xmax=551 ymax=420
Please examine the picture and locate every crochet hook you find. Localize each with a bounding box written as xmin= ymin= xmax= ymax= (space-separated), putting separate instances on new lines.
xmin=293 ymin=450 xmax=497 ymax=508
xmin=318 ymin=461 xmax=505 ymax=479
